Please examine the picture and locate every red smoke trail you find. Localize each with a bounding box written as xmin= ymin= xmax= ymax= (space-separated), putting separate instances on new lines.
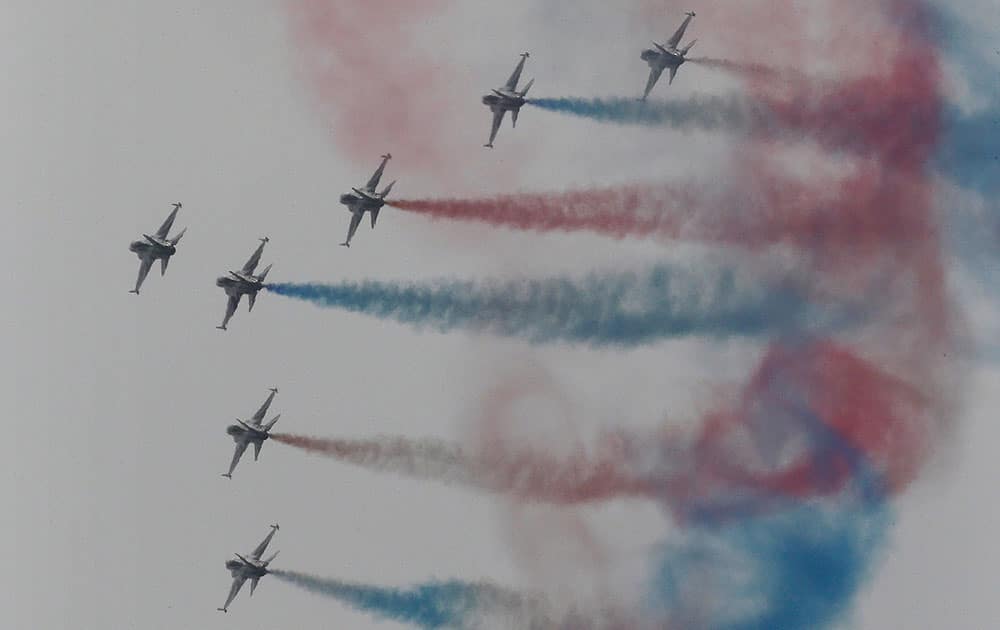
xmin=392 ymin=164 xmax=937 ymax=270
xmin=391 ymin=185 xmax=692 ymax=240
xmin=285 ymin=0 xmax=458 ymax=174
xmin=688 ymin=57 xmax=807 ymax=84
xmin=665 ymin=341 xmax=934 ymax=520
xmin=272 ymin=431 xmax=655 ymax=504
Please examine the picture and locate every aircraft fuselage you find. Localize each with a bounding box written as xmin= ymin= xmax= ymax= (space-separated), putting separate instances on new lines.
xmin=642 ymin=48 xmax=686 ymax=70
xmin=225 ymin=559 xmax=268 ymax=579
xmin=340 ymin=192 xmax=386 ymax=213
xmin=482 ymin=91 xmax=526 ymax=111
xmin=215 ymin=274 xmax=263 ymax=297
xmin=129 ymin=239 xmax=175 ymax=258
xmin=227 ymin=424 xmax=270 ymax=443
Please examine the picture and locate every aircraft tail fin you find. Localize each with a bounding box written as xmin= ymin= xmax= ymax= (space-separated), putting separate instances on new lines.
xmin=170 ymin=227 xmax=187 ymax=246
xmin=248 ymin=292 xmax=258 ymax=312
xmin=379 ymin=180 xmax=396 ymax=199
xmin=370 ymin=207 xmax=381 ymax=228
xmin=263 ymin=414 xmax=280 ymax=432
xmin=681 ymin=39 xmax=697 ymax=56
xmin=511 ymin=108 xmax=520 ymax=128
xmin=256 ymin=264 xmax=272 ymax=283
xmin=250 ymin=577 xmax=261 ymax=596
xmin=262 ymin=550 xmax=279 ymax=566
xmin=519 ymin=78 xmax=534 ymax=97
xmin=160 ymin=257 xmax=169 ymax=276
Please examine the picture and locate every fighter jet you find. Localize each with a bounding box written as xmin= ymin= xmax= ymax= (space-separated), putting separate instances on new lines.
xmin=215 ymin=238 xmax=272 ymax=330
xmin=218 ymin=524 xmax=280 ymax=613
xmin=128 ymin=202 xmax=186 ymax=294
xmin=339 ymin=153 xmax=396 ymax=248
xmin=222 ymin=388 xmax=280 ymax=478
xmin=482 ymin=53 xmax=534 ymax=148
xmin=640 ymin=11 xmax=697 ymax=99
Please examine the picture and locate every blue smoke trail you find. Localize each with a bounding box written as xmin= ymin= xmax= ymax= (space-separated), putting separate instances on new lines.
xmin=266 ymin=264 xmax=856 ymax=347
xmin=528 ymin=94 xmax=766 ymax=131
xmin=271 ymin=573 xmax=476 ymax=628
xmin=938 ymin=106 xmax=1000 ymax=197
xmin=650 ymin=376 xmax=890 ymax=630
xmin=270 ymin=572 xmax=544 ymax=629
xmin=649 ymin=500 xmax=889 ymax=630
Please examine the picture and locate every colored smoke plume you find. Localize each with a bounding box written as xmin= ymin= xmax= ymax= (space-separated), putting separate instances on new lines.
xmin=264 ymin=262 xmax=851 ymax=348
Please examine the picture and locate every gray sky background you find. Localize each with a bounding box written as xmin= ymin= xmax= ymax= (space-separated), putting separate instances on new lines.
xmin=3 ymin=1 xmax=998 ymax=628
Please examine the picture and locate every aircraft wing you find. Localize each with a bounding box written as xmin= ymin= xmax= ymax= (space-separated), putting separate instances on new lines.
xmin=504 ymin=54 xmax=528 ymax=91
xmin=220 ymin=294 xmax=241 ymax=331
xmin=251 ymin=390 xmax=277 ymax=423
xmin=250 ymin=526 xmax=278 ymax=560
xmin=364 ymin=156 xmax=389 ymax=193
xmin=643 ymin=66 xmax=664 ymax=100
xmin=487 ymin=108 xmax=507 ymax=147
xmin=225 ymin=441 xmax=249 ymax=477
xmin=154 ymin=206 xmax=180 ymax=239
xmin=133 ymin=255 xmax=154 ymax=294
xmin=665 ymin=13 xmax=694 ymax=50
xmin=343 ymin=211 xmax=363 ymax=246
xmin=220 ymin=575 xmax=247 ymax=612
xmin=241 ymin=240 xmax=267 ymax=274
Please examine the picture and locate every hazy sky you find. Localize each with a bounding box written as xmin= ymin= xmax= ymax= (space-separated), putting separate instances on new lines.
xmin=4 ymin=1 xmax=999 ymax=629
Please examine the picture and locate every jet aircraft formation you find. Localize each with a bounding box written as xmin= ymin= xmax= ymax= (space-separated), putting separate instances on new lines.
xmin=126 ymin=10 xmax=698 ymax=614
